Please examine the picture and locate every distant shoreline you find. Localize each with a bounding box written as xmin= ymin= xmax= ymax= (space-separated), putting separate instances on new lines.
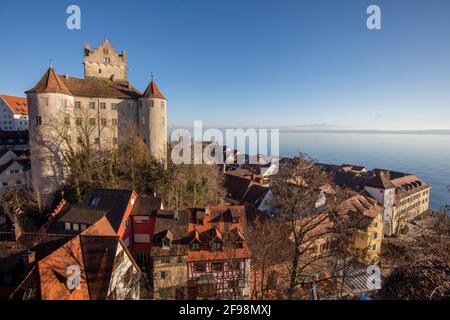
xmin=278 ymin=129 xmax=450 ymax=135
xmin=169 ymin=127 xmax=450 ymax=135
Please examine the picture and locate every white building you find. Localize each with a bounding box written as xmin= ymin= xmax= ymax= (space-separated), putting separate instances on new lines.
xmin=0 ymin=149 xmax=31 ymax=197
xmin=0 ymin=94 xmax=28 ymax=131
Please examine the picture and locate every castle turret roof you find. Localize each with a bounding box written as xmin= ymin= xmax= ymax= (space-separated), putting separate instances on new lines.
xmin=26 ymin=67 xmax=72 ymax=95
xmin=142 ymin=80 xmax=166 ymax=100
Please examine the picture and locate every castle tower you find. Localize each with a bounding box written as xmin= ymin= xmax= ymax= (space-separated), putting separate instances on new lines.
xmin=139 ymin=78 xmax=168 ymax=165
xmin=83 ymin=39 xmax=127 ymax=81
xmin=26 ymin=67 xmax=74 ymax=204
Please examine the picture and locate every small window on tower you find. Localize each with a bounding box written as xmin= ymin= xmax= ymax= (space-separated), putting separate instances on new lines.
xmin=99 ymin=69 xmax=102 ymax=74
xmin=59 ymin=99 xmax=68 ymax=109
xmin=39 ymin=97 xmax=48 ymax=106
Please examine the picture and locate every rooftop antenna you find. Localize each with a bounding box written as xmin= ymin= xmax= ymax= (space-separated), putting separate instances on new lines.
xmin=49 ymin=58 xmax=53 ymax=68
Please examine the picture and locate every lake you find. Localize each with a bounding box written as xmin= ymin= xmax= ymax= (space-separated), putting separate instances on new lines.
xmin=278 ymin=132 xmax=450 ymax=210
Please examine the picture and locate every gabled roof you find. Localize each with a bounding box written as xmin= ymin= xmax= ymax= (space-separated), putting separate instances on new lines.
xmin=0 ymin=159 xmax=28 ymax=175
xmin=34 ymin=218 xmax=130 ymax=300
xmin=187 ymin=205 xmax=251 ymax=262
xmin=224 ymin=171 xmax=254 ymax=202
xmin=0 ymin=94 xmax=28 ymax=115
xmin=85 ymin=189 xmax=135 ymax=232
xmin=26 ymin=67 xmax=72 ymax=95
xmin=336 ymin=194 xmax=384 ymax=229
xmin=131 ymin=195 xmax=162 ymax=216
xmin=151 ymin=210 xmax=189 ymax=257
xmin=59 ymin=208 xmax=107 ymax=225
xmin=366 ymin=171 xmax=395 ymax=189
xmin=142 ymin=80 xmax=166 ymax=100
xmin=79 ymin=235 xmax=118 ymax=300
xmin=240 ymin=184 xmax=270 ymax=207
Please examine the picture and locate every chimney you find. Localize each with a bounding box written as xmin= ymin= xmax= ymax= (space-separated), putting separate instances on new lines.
xmin=64 ymin=74 xmax=69 ymax=79
xmin=21 ymin=250 xmax=36 ymax=273
xmin=205 ymin=207 xmax=211 ymax=216
xmin=173 ymin=210 xmax=179 ymax=220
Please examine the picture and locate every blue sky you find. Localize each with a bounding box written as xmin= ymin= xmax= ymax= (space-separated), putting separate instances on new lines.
xmin=0 ymin=0 xmax=450 ymax=130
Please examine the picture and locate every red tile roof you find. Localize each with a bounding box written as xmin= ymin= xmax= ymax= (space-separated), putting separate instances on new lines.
xmin=142 ymin=80 xmax=166 ymax=100
xmin=36 ymin=218 xmax=128 ymax=300
xmin=26 ymin=68 xmax=72 ymax=95
xmin=187 ymin=206 xmax=251 ymax=262
xmin=0 ymin=94 xmax=28 ymax=115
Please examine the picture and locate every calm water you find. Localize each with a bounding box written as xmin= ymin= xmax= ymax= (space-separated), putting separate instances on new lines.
xmin=278 ymin=132 xmax=450 ymax=210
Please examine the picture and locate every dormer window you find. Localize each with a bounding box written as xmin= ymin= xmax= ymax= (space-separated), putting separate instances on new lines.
xmin=191 ymin=242 xmax=200 ymax=251
xmin=211 ymin=241 xmax=222 ymax=252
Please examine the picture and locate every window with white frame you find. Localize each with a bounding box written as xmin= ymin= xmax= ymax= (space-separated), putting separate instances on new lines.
xmin=59 ymin=99 xmax=68 ymax=109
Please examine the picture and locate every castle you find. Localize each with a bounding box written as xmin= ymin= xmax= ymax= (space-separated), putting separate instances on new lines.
xmin=26 ymin=40 xmax=168 ymax=204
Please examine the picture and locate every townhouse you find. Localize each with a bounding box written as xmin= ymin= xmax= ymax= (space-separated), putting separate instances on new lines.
xmin=0 ymin=149 xmax=31 ymax=197
xmin=10 ymin=217 xmax=141 ymax=300
xmin=0 ymin=94 xmax=28 ymax=131
xmin=187 ymin=205 xmax=251 ymax=300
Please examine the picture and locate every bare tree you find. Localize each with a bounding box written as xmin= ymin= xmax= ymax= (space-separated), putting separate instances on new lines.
xmin=269 ymin=155 xmax=350 ymax=299
xmin=246 ymin=215 xmax=288 ymax=299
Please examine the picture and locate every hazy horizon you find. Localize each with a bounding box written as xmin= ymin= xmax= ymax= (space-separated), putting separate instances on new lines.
xmin=1 ymin=0 xmax=450 ymax=130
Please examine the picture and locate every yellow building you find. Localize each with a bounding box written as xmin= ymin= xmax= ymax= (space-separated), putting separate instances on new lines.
xmin=336 ymin=194 xmax=384 ymax=262
xmin=301 ymin=194 xmax=384 ymax=263
xmin=391 ymin=175 xmax=431 ymax=234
